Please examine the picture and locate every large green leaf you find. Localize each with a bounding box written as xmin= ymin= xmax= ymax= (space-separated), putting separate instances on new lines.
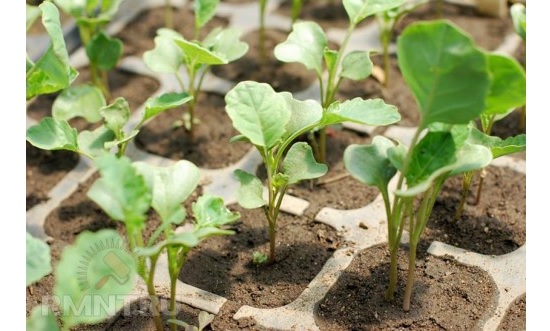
xmin=52 ymin=84 xmax=106 ymax=122
xmin=468 ymin=127 xmax=526 ymax=159
xmin=26 ymin=117 xmax=79 ymax=152
xmin=340 ymin=51 xmax=373 ymax=81
xmin=87 ymin=154 xmax=151 ymax=227
xmin=234 ymin=169 xmax=266 ymax=209
xmin=344 ymin=136 xmax=397 ymax=191
xmin=54 ymin=230 xmax=136 ymax=329
xmin=397 ymin=20 xmax=490 ymax=127
xmin=343 ymin=0 xmax=405 ymax=25
xmin=26 ymin=233 xmax=52 ymax=286
xmin=143 ymin=92 xmax=193 ymax=122
xmin=483 ymin=53 xmax=526 ymax=116
xmin=77 ymin=126 xmax=116 ymax=158
xmin=279 ymin=92 xmax=323 ymax=140
xmin=192 ymin=194 xmax=240 ymax=229
xmin=203 ymin=27 xmax=249 ymax=62
xmin=143 ymin=28 xmax=184 ymax=74
xmin=133 ymin=160 xmax=200 ymax=225
xmin=323 ymin=98 xmax=400 ymax=126
xmin=26 ymin=2 xmax=77 ymax=99
xmin=100 ymin=97 xmax=130 ymax=138
xmin=274 ymin=21 xmax=327 ymax=76
xmin=26 ymin=306 xmax=60 ymax=331
xmin=174 ymin=38 xmax=227 ymax=65
xmin=86 ymin=31 xmax=123 ymax=70
xmin=283 ymin=142 xmax=328 ymax=184
xmin=195 ymin=0 xmax=220 ymax=29
xmin=225 ymin=81 xmax=291 ymax=148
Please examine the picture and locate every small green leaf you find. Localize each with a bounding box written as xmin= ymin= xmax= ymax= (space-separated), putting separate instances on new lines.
xmin=387 ymin=143 xmax=407 ymax=172
xmin=103 ymin=129 xmax=139 ymax=150
xmin=174 ymin=38 xmax=227 ymax=65
xmin=252 ymin=251 xmax=268 ymax=265
xmin=397 ymin=20 xmax=490 ymax=127
xmin=100 ymin=98 xmax=130 ymax=138
xmin=283 ymin=142 xmax=328 ymax=184
xmin=510 ymin=3 xmax=526 ymax=40
xmin=344 ymin=136 xmax=397 ymax=191
xmin=234 ymin=169 xmax=266 ymax=209
xmin=274 ymin=21 xmax=327 ymax=77
xmin=483 ymin=53 xmax=526 ymax=116
xmin=26 ymin=117 xmax=79 ymax=152
xmin=225 ymin=81 xmax=291 ymax=148
xmin=54 ymin=230 xmax=136 ymax=329
xmin=26 ymin=306 xmax=60 ymax=331
xmin=279 ymin=92 xmax=323 ymax=140
xmin=198 ymin=311 xmax=215 ymax=331
xmin=77 ymin=126 xmax=116 ymax=158
xmin=143 ymin=29 xmax=184 ymax=74
xmin=340 ymin=51 xmax=373 ymax=81
xmin=343 ymin=0 xmax=405 ymax=25
xmin=87 ymin=154 xmax=151 ymax=227
xmin=203 ymin=27 xmax=249 ymax=62
xmin=143 ymin=92 xmax=193 ymax=122
xmin=193 ymin=194 xmax=240 ymax=229
xmin=26 ymin=233 xmax=52 ymax=286
xmin=323 ymin=98 xmax=400 ymax=126
xmin=195 ymin=0 xmax=220 ymax=28
xmin=86 ymin=31 xmax=123 ymax=70
xmin=323 ymin=48 xmax=338 ymax=74
xmin=133 ymin=160 xmax=200 ymax=225
xmin=52 ymin=84 xmax=106 ymax=122
xmin=468 ymin=128 xmax=526 ymax=159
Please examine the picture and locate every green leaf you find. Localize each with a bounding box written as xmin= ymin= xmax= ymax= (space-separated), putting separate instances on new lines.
xmin=54 ymin=0 xmax=85 ymax=17
xmin=103 ymin=129 xmax=140 ymax=150
xmin=387 ymin=142 xmax=407 ymax=172
xmin=143 ymin=92 xmax=193 ymax=122
xmin=468 ymin=127 xmax=526 ymax=159
xmin=86 ymin=31 xmax=123 ymax=70
xmin=198 ymin=311 xmax=215 ymax=330
xmin=397 ymin=142 xmax=491 ymax=197
xmin=100 ymin=98 xmax=130 ymax=138
xmin=143 ymin=28 xmax=184 ymax=74
xmin=511 ymin=3 xmax=526 ymax=40
xmin=323 ymin=98 xmax=400 ymax=126
xmin=225 ymin=81 xmax=291 ymax=148
xmin=344 ymin=136 xmax=397 ymax=191
xmin=54 ymin=230 xmax=136 ymax=329
xmin=26 ymin=233 xmax=52 ymax=286
xmin=77 ymin=126 xmax=116 ymax=158
xmin=397 ymin=20 xmax=490 ymax=127
xmin=26 ymin=117 xmax=79 ymax=152
xmin=483 ymin=53 xmax=526 ymax=116
xmin=340 ymin=51 xmax=373 ymax=81
xmin=174 ymin=38 xmax=227 ymax=65
xmin=133 ymin=160 xmax=200 ymax=225
xmin=195 ymin=0 xmax=220 ymax=28
xmin=274 ymin=21 xmax=327 ymax=77
xmin=26 ymin=4 xmax=41 ymax=32
xmin=234 ymin=169 xmax=266 ymax=209
xmin=26 ymin=2 xmax=76 ymax=99
xmin=192 ymin=194 xmax=240 ymax=229
xmin=203 ymin=27 xmax=249 ymax=62
xmin=26 ymin=306 xmax=60 ymax=331
xmin=343 ymin=0 xmax=405 ymax=25
xmin=324 ymin=48 xmax=338 ymax=74
xmin=87 ymin=154 xmax=151 ymax=227
xmin=52 ymin=84 xmax=106 ymax=122
xmin=279 ymin=92 xmax=323 ymax=140
xmin=283 ymin=142 xmax=327 ymax=184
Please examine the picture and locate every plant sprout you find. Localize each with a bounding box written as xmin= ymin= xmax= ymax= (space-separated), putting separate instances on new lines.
xmin=143 ymin=15 xmax=248 ymax=134
xmin=344 ymin=20 xmax=499 ymax=311
xmin=226 ymin=81 xmax=400 ymax=262
xmin=274 ymin=0 xmax=404 ymax=163
xmin=53 ymin=0 xmax=124 ymax=99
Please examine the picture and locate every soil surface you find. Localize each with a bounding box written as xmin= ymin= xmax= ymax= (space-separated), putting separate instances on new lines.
xmin=497 ymin=294 xmax=526 ymax=331
xmin=315 ymin=244 xmax=498 ymax=331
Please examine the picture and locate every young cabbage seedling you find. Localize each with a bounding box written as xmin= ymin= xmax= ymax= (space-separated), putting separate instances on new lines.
xmin=26 ymin=1 xmax=78 ymax=101
xmin=26 ymin=91 xmax=192 ymax=159
xmin=455 ymin=52 xmax=526 ymax=219
xmin=226 ymin=81 xmax=400 ymax=263
xmin=344 ymin=20 xmax=496 ymax=311
xmin=143 ymin=21 xmax=248 ymax=134
xmin=53 ymin=0 xmax=124 ymax=99
xmin=274 ymin=0 xmax=404 ymax=163
xmin=87 ymin=154 xmax=240 ymax=331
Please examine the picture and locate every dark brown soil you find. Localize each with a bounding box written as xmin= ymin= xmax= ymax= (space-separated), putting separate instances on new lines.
xmin=211 ymin=28 xmax=317 ymax=92
xmin=315 ymin=244 xmax=498 ymax=331
xmin=115 ymin=5 xmax=229 ymax=58
xmin=134 ymin=92 xmax=251 ymax=169
xmin=179 ymin=203 xmax=341 ymax=308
